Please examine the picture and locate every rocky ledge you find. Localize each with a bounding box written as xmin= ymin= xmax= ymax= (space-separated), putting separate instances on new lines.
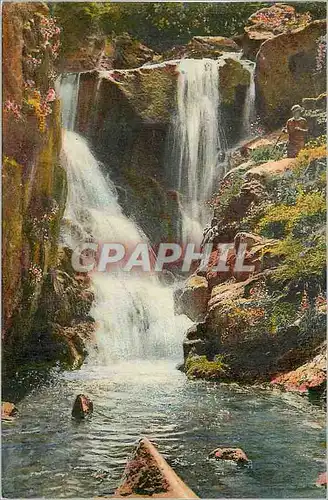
xmin=176 ymin=135 xmax=326 ymax=390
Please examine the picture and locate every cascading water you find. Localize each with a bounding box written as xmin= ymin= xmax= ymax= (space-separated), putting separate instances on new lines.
xmin=241 ymin=60 xmax=256 ymax=139
xmin=60 ymin=75 xmax=190 ymax=364
xmin=169 ymin=59 xmax=227 ymax=246
xmin=57 ymin=73 xmax=80 ymax=131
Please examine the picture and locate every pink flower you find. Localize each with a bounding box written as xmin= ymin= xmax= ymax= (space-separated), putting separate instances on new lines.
xmin=46 ymin=88 xmax=56 ymax=102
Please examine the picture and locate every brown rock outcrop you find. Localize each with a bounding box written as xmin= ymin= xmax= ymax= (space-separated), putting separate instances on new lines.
xmin=242 ymin=4 xmax=313 ymax=59
xmin=271 ymin=343 xmax=326 ymax=393
xmin=255 ymin=19 xmax=326 ymax=126
xmin=174 ymin=275 xmax=209 ymax=321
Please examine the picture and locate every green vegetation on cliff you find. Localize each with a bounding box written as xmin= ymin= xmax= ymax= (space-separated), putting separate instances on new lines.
xmin=53 ymin=2 xmax=326 ymax=54
xmin=185 ymin=355 xmax=228 ymax=380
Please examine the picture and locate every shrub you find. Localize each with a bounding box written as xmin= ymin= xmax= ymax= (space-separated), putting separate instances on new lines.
xmin=256 ymin=191 xmax=326 ymax=238
xmin=249 ymin=144 xmax=285 ymax=166
xmin=185 ymin=355 xmax=227 ymax=380
xmin=270 ymin=233 xmax=326 ymax=283
xmin=209 ymin=171 xmax=244 ymax=214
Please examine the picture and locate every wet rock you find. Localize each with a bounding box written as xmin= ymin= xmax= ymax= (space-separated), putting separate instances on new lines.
xmin=209 ymin=447 xmax=249 ymax=464
xmin=174 ymin=275 xmax=209 ymax=321
xmin=316 ymin=472 xmax=327 ymax=488
xmin=1 ymin=402 xmax=18 ymax=421
xmin=183 ymin=339 xmax=208 ymax=361
xmin=219 ymin=57 xmax=250 ymax=105
xmin=165 ymin=36 xmax=240 ymax=60
xmin=51 ymin=321 xmax=96 ymax=370
xmin=255 ymin=19 xmax=326 ymax=127
xmin=72 ymin=394 xmax=93 ymax=420
xmin=271 ymin=344 xmax=326 ymax=393
xmin=115 ymin=437 xmax=198 ymax=497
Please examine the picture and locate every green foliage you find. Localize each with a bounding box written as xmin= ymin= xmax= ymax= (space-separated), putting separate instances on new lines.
xmin=54 ymin=2 xmax=269 ymax=53
xmin=185 ymin=355 xmax=227 ymax=380
xmin=270 ymin=233 xmax=326 ymax=282
xmin=209 ymin=171 xmax=244 ymax=215
xmin=257 ymin=191 xmax=326 ymax=238
xmin=270 ymin=301 xmax=298 ymax=334
xmin=253 ymin=140 xmax=326 ymax=286
xmin=53 ymin=2 xmax=327 ymax=55
xmin=295 ymin=2 xmax=327 ymax=19
xmin=305 ymin=135 xmax=327 ymax=149
xmin=53 ymin=3 xmax=105 ymax=53
xmin=249 ymin=144 xmax=285 ymax=166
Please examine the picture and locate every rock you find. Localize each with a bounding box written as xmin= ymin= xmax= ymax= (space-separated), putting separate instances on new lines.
xmin=240 ymin=130 xmax=289 ymax=157
xmin=219 ymin=57 xmax=250 ymax=105
xmin=316 ymin=472 xmax=327 ymax=488
xmin=114 ymin=437 xmax=198 ymax=497
xmin=52 ymin=321 xmax=96 ymax=369
xmin=256 ymin=20 xmax=326 ymax=127
xmin=188 ymin=36 xmax=240 ymax=57
xmin=183 ymin=339 xmax=208 ymax=361
xmin=208 ymin=275 xmax=262 ymax=315
xmin=58 ymin=37 xmax=106 ymax=73
xmin=174 ymin=275 xmax=209 ymax=321
xmin=242 ymin=4 xmax=313 ymax=59
xmin=302 ymin=94 xmax=327 ymax=137
xmin=2 ymin=5 xmax=67 ymax=376
xmin=165 ymin=36 xmax=240 ymax=60
xmin=112 ymin=33 xmax=155 ymax=69
xmin=223 ymin=160 xmax=254 ymax=181
xmin=271 ymin=344 xmax=326 ymax=393
xmin=245 ymin=158 xmax=297 ymax=182
xmin=209 ymin=447 xmax=249 ymax=464
xmin=72 ymin=394 xmax=93 ymax=420
xmin=1 ymin=402 xmax=18 ymax=421
xmin=234 ymin=232 xmax=263 ymax=251
xmin=75 ymin=67 xmax=181 ymax=246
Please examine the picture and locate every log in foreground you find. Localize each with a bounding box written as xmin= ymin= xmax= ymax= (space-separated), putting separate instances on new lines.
xmin=114 ymin=437 xmax=198 ymax=498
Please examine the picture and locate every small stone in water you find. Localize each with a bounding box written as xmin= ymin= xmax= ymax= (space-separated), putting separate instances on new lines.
xmin=1 ymin=402 xmax=18 ymax=421
xmin=316 ymin=472 xmax=327 ymax=487
xmin=72 ymin=394 xmax=93 ymax=420
xmin=209 ymin=447 xmax=249 ymax=464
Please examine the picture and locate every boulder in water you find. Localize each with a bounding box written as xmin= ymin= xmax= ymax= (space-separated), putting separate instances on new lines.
xmin=72 ymin=394 xmax=93 ymax=420
xmin=316 ymin=472 xmax=327 ymax=488
xmin=209 ymin=447 xmax=249 ymax=464
xmin=1 ymin=402 xmax=18 ymax=421
xmin=174 ymin=275 xmax=209 ymax=321
xmin=115 ymin=437 xmax=198 ymax=497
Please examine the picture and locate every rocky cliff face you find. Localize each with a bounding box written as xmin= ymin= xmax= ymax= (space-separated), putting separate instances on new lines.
xmin=176 ymin=137 xmax=326 ymax=386
xmin=73 ymin=55 xmax=251 ymax=244
xmin=2 ymin=4 xmax=92 ymax=384
xmin=255 ymin=19 xmax=326 ymax=127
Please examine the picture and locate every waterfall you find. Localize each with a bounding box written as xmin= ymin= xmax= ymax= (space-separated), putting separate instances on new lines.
xmin=169 ymin=59 xmax=226 ymax=246
xmin=57 ymin=73 xmax=80 ymax=131
xmin=59 ymin=76 xmax=190 ymax=364
xmin=241 ymin=60 xmax=256 ymax=139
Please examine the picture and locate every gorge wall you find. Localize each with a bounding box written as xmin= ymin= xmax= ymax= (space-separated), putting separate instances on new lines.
xmin=2 ymin=4 xmax=94 ymax=389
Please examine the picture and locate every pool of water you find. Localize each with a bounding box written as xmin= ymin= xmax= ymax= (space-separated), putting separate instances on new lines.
xmin=2 ymin=359 xmax=326 ymax=498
